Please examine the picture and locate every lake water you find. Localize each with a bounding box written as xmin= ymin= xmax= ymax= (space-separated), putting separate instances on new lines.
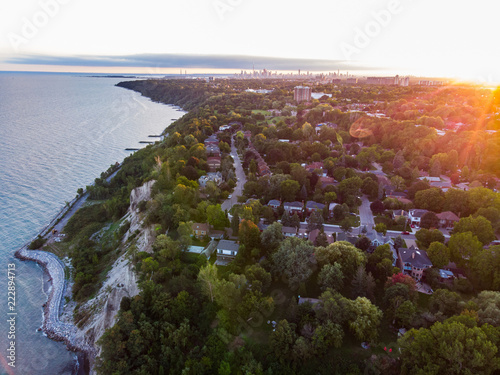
xmin=0 ymin=72 xmax=183 ymax=374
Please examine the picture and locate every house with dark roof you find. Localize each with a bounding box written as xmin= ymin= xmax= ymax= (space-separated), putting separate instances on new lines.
xmin=282 ymin=226 xmax=297 ymax=237
xmin=283 ymin=201 xmax=303 ymax=214
xmin=436 ymin=211 xmax=460 ymax=228
xmin=308 ymin=229 xmax=335 ymax=245
xmin=267 ymin=199 xmax=281 ymax=209
xmin=408 ymin=209 xmax=429 ymax=227
xmin=397 ymin=245 xmax=433 ymax=281
xmin=216 ymin=240 xmax=240 ymax=264
xmin=305 ymin=201 xmax=325 ymax=214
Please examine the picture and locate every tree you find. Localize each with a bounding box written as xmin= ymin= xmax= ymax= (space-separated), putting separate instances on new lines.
xmin=207 ymin=204 xmax=228 ymax=229
xmin=474 ymin=291 xmax=500 ymax=326
xmin=374 ymin=223 xmax=387 ymax=235
xmin=272 ymin=237 xmax=315 ymax=289
xmin=239 ymin=220 xmax=261 ymax=252
xmin=444 ymin=188 xmax=470 ymax=216
xmin=311 ymin=322 xmax=344 ymax=355
xmin=244 ymin=264 xmax=272 ymax=293
xmin=420 ymin=211 xmax=439 ymax=229
xmin=198 ymin=263 xmax=219 ymax=302
xmin=318 ymin=263 xmax=344 ymax=291
xmin=338 ymin=176 xmax=363 ymax=204
xmin=448 ymin=232 xmax=483 ymax=269
xmin=370 ymin=200 xmax=385 ymax=215
xmin=280 ymin=179 xmax=300 ymax=202
xmin=429 ymin=289 xmax=463 ymax=318
xmin=414 ymin=188 xmax=445 ymax=212
xmin=290 ymin=212 xmax=301 ymax=229
xmin=315 ymin=241 xmax=366 ymax=279
xmin=415 ymin=228 xmax=445 ymax=249
xmin=367 ymin=244 xmax=396 ymax=282
xmin=386 ymin=273 xmax=416 ymax=294
xmin=395 ymin=300 xmax=416 ymax=328
xmin=399 ymin=319 xmax=500 ymax=375
xmin=340 ymin=218 xmax=352 ymax=234
xmin=470 ymin=245 xmax=500 ymax=291
xmin=384 ymin=283 xmax=412 ymax=320
xmin=231 ymin=212 xmax=240 ymax=235
xmin=307 ymin=210 xmax=324 ymax=232
xmin=153 ymin=234 xmax=181 ymax=260
xmin=347 ymin=297 xmax=382 ymax=342
xmin=355 ymin=236 xmax=372 ymax=252
xmin=333 ymin=204 xmax=348 ymax=221
xmin=260 ymin=221 xmax=283 ymax=253
xmin=426 ymin=242 xmax=450 ymax=268
xmin=452 ymin=215 xmax=495 ymax=246
xmin=351 ymin=266 xmax=375 ymax=300
xmin=361 ymin=178 xmax=379 ymax=200
xmin=281 ymin=210 xmax=292 ymax=226
xmin=391 ymin=175 xmax=406 ymax=191
xmin=314 ymin=229 xmax=329 ymax=247
xmin=407 ymin=180 xmax=430 ymax=199
xmin=269 ymin=320 xmax=297 ymax=364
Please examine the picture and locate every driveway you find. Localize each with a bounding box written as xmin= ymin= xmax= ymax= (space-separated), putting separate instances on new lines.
xmin=359 ymin=195 xmax=375 ymax=230
xmin=221 ymin=136 xmax=247 ymax=211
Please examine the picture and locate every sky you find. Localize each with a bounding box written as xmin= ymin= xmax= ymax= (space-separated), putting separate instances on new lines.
xmin=0 ymin=0 xmax=498 ymax=82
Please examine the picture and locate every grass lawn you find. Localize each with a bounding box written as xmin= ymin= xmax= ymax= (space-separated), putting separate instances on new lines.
xmin=251 ymin=109 xmax=272 ymax=116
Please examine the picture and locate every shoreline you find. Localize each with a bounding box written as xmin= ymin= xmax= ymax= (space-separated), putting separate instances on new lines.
xmin=15 ymin=245 xmax=96 ymax=357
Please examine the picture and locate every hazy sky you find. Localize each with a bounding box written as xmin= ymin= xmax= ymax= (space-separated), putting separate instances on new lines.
xmin=0 ymin=0 xmax=498 ymax=82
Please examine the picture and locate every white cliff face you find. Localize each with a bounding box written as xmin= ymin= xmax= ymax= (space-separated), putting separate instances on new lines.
xmin=124 ymin=179 xmax=157 ymax=254
xmin=73 ymin=180 xmax=156 ymax=373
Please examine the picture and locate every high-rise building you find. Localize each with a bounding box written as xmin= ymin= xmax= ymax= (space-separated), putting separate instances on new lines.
xmin=294 ymin=86 xmax=312 ymax=103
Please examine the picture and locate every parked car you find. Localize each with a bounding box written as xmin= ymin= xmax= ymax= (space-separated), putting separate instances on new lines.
xmin=402 ymin=231 xmax=410 ymax=235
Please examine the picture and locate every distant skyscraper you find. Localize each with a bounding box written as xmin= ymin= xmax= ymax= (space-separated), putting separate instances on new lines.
xmin=294 ymin=86 xmax=312 ymax=103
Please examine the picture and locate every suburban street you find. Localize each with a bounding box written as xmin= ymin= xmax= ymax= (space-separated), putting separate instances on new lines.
xmin=221 ymin=136 xmax=247 ymax=212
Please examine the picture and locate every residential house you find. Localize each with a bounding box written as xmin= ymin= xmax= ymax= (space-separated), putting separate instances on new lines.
xmin=305 ymin=162 xmax=324 ymax=174
xmin=282 ymin=226 xmax=298 ymax=237
xmin=397 ymin=245 xmax=433 ymax=281
xmin=192 ymin=223 xmax=209 ymax=239
xmin=368 ymin=232 xmax=395 ymax=248
xmin=438 ymin=269 xmax=455 ymax=283
xmin=198 ymin=172 xmax=223 ymax=188
xmin=204 ymin=135 xmax=219 ymax=146
xmin=319 ymin=176 xmax=336 ymax=189
xmin=308 ymin=229 xmax=335 ymax=245
xmin=205 ymin=144 xmax=221 ymax=157
xmin=436 ymin=211 xmax=460 ymax=228
xmin=207 ymin=156 xmax=221 ymax=172
xmin=216 ymin=240 xmax=240 ymax=264
xmin=209 ymin=230 xmax=225 ymax=240
xmin=408 ymin=209 xmax=429 ymax=227
xmin=392 ymin=210 xmax=408 ymax=220
xmin=267 ymin=200 xmax=281 ymax=210
xmin=335 ymin=232 xmax=356 ymax=245
xmin=297 ymin=227 xmax=308 ymax=239
xmin=283 ymin=201 xmax=303 ymax=214
xmin=305 ymin=201 xmax=325 ymax=214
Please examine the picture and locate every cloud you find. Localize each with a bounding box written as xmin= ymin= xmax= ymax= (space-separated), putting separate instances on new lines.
xmin=5 ymin=53 xmax=378 ymax=71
